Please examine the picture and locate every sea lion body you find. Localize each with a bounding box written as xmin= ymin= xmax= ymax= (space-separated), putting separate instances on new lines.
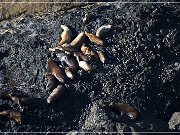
xmin=83 ymin=13 xmax=91 ymax=24
xmin=0 ymin=110 xmax=22 ymax=124
xmin=87 ymin=50 xmax=99 ymax=63
xmin=47 ymin=58 xmax=68 ymax=83
xmin=9 ymin=93 xmax=39 ymax=107
xmin=78 ymin=61 xmax=91 ymax=71
xmin=60 ymin=43 xmax=79 ymax=52
xmin=81 ymin=44 xmax=89 ymax=54
xmin=45 ymin=74 xmax=60 ymax=92
xmin=109 ymin=102 xmax=139 ymax=121
xmin=80 ymin=44 xmax=99 ymax=62
xmin=47 ymin=85 xmax=65 ymax=104
xmin=96 ymin=25 xmax=112 ymax=38
xmin=65 ymin=67 xmax=75 ymax=80
xmin=97 ymin=51 xmax=106 ymax=63
xmin=74 ymin=52 xmax=89 ymax=62
xmin=70 ymin=32 xmax=86 ymax=48
xmin=57 ymin=25 xmax=72 ymax=46
xmin=85 ymin=31 xmax=104 ymax=46
xmin=55 ymin=50 xmax=79 ymax=71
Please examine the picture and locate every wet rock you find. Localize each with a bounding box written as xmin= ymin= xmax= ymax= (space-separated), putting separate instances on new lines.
xmin=168 ymin=112 xmax=180 ymax=130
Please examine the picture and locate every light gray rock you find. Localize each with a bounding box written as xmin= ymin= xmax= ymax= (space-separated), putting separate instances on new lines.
xmin=168 ymin=112 xmax=180 ymax=130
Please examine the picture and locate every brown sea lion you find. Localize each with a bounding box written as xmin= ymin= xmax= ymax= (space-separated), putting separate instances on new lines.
xmin=0 ymin=110 xmax=22 ymax=124
xmin=47 ymin=85 xmax=65 ymax=104
xmin=56 ymin=25 xmax=72 ymax=47
xmin=97 ymin=50 xmax=106 ymax=63
xmin=108 ymin=102 xmax=139 ymax=121
xmin=73 ymin=51 xmax=89 ymax=62
xmin=58 ymin=32 xmax=86 ymax=52
xmin=85 ymin=31 xmax=104 ymax=46
xmin=47 ymin=58 xmax=68 ymax=83
xmin=54 ymin=50 xmax=79 ymax=71
xmin=45 ymin=74 xmax=60 ymax=92
xmin=70 ymin=32 xmax=86 ymax=48
xmin=9 ymin=93 xmax=40 ymax=108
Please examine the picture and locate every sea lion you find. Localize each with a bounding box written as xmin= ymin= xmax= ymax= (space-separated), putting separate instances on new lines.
xmin=58 ymin=43 xmax=79 ymax=52
xmin=9 ymin=93 xmax=40 ymax=108
xmin=65 ymin=67 xmax=75 ymax=80
xmin=85 ymin=31 xmax=104 ymax=46
xmin=96 ymin=25 xmax=112 ymax=38
xmin=50 ymin=32 xmax=86 ymax=52
xmin=70 ymin=32 xmax=86 ymax=48
xmin=47 ymin=58 xmax=68 ymax=83
xmin=78 ymin=61 xmax=91 ymax=71
xmin=73 ymin=51 xmax=89 ymax=62
xmin=56 ymin=25 xmax=72 ymax=47
xmin=81 ymin=44 xmax=89 ymax=54
xmin=55 ymin=50 xmax=79 ymax=71
xmin=97 ymin=50 xmax=106 ymax=63
xmin=56 ymin=32 xmax=86 ymax=52
xmin=47 ymin=85 xmax=65 ymax=104
xmin=45 ymin=74 xmax=60 ymax=92
xmin=77 ymin=58 xmax=96 ymax=72
xmin=10 ymin=96 xmax=34 ymax=106
xmin=83 ymin=13 xmax=91 ymax=24
xmin=0 ymin=110 xmax=22 ymax=124
xmin=108 ymin=102 xmax=139 ymax=121
xmin=80 ymin=44 xmax=99 ymax=63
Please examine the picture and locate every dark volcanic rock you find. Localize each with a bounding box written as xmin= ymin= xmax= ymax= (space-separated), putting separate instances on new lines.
xmin=0 ymin=1 xmax=180 ymax=133
xmin=78 ymin=100 xmax=169 ymax=133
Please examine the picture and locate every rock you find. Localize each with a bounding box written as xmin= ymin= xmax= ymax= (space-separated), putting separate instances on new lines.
xmin=0 ymin=0 xmax=89 ymax=21
xmin=0 ymin=1 xmax=180 ymax=132
xmin=79 ymin=101 xmax=169 ymax=132
xmin=168 ymin=112 xmax=180 ymax=130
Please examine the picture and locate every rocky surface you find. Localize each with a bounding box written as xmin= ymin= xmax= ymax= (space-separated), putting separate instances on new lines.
xmin=0 ymin=0 xmax=89 ymax=21
xmin=168 ymin=112 xmax=180 ymax=130
xmin=0 ymin=1 xmax=180 ymax=133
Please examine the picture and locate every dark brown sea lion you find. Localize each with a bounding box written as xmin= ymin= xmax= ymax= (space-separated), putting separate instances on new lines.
xmin=47 ymin=58 xmax=68 ymax=83
xmin=47 ymin=85 xmax=65 ymax=104
xmin=73 ymin=51 xmax=89 ymax=62
xmin=9 ymin=94 xmax=39 ymax=107
xmin=54 ymin=50 xmax=79 ymax=71
xmin=45 ymin=73 xmax=60 ymax=92
xmin=108 ymin=102 xmax=139 ymax=121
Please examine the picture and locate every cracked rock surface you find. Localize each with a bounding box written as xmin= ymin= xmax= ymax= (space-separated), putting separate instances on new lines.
xmin=0 ymin=1 xmax=180 ymax=133
xmin=168 ymin=112 xmax=180 ymax=130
